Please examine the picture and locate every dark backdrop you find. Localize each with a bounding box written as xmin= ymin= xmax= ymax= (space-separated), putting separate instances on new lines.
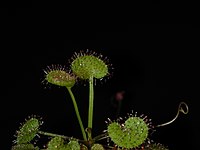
xmin=1 ymin=7 xmax=199 ymax=150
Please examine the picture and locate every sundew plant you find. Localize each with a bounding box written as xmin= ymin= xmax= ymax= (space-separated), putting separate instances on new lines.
xmin=11 ymin=50 xmax=189 ymax=150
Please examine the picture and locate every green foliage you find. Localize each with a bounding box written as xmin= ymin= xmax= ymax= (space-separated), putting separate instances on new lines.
xmin=71 ymin=52 xmax=108 ymax=79
xmin=107 ymin=117 xmax=149 ymax=149
xmin=11 ymin=144 xmax=39 ymax=150
xmin=91 ymin=144 xmax=104 ymax=150
xmin=66 ymin=140 xmax=80 ymax=150
xmin=16 ymin=117 xmax=40 ymax=144
xmin=44 ymin=65 xmax=76 ymax=88
xmin=47 ymin=137 xmax=80 ymax=150
xmin=47 ymin=137 xmax=65 ymax=150
xmin=11 ymin=50 xmax=188 ymax=150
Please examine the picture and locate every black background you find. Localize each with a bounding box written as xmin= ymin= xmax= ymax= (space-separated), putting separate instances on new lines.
xmin=1 ymin=5 xmax=199 ymax=150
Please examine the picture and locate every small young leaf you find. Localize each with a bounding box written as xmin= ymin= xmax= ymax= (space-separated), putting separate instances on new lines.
xmin=16 ymin=118 xmax=40 ymax=144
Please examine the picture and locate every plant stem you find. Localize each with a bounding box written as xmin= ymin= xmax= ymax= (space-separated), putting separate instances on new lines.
xmin=67 ymin=87 xmax=87 ymax=141
xmin=88 ymin=77 xmax=94 ymax=135
xmin=156 ymin=101 xmax=189 ymax=127
xmin=38 ymin=131 xmax=72 ymax=140
xmin=38 ymin=130 xmax=87 ymax=145
xmin=93 ymin=133 xmax=108 ymax=142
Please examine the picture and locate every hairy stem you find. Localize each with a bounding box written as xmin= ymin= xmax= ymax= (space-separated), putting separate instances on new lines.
xmin=67 ymin=87 xmax=87 ymax=141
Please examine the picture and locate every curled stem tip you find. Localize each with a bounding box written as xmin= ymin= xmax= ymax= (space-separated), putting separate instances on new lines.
xmin=178 ymin=101 xmax=189 ymax=114
xmin=156 ymin=101 xmax=189 ymax=127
